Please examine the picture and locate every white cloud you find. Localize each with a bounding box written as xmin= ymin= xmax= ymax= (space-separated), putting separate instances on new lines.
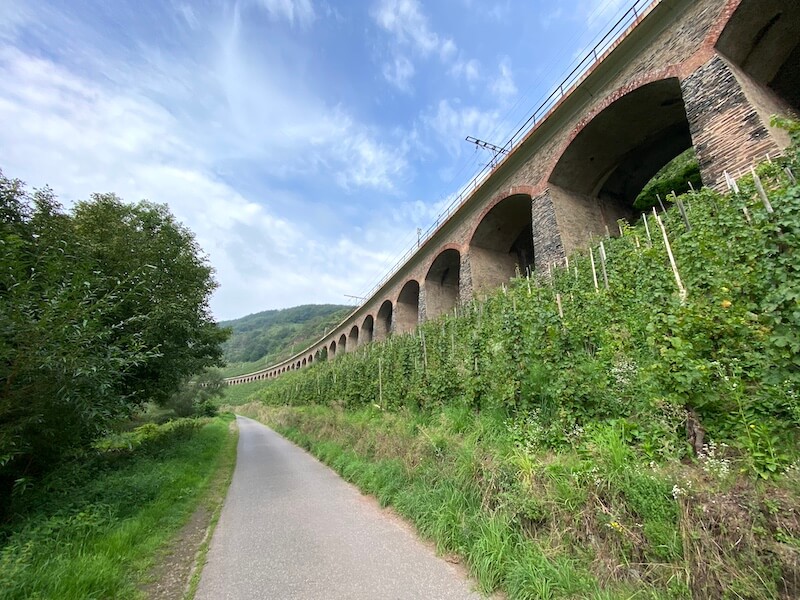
xmin=424 ymin=98 xmax=502 ymax=156
xmin=449 ymin=58 xmax=480 ymax=85
xmin=371 ymin=0 xmax=460 ymax=90
xmin=382 ymin=55 xmax=415 ymax=92
xmin=335 ymin=130 xmax=409 ymax=191
xmin=250 ymin=0 xmax=316 ymax=27
xmin=0 ymin=35 xmax=407 ymax=319
xmin=175 ymin=3 xmax=200 ymax=29
xmin=490 ymin=56 xmax=517 ymax=103
xmin=372 ymin=0 xmax=441 ymax=56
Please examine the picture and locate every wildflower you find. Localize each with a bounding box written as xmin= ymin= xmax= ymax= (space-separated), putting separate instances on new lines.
xmin=721 ymin=299 xmax=732 ymax=308
xmin=672 ymin=484 xmax=686 ymax=499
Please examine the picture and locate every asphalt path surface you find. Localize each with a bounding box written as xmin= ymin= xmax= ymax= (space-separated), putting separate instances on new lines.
xmin=196 ymin=415 xmax=483 ymax=600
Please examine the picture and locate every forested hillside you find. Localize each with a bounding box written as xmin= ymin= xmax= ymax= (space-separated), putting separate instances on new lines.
xmin=220 ymin=304 xmax=351 ymax=375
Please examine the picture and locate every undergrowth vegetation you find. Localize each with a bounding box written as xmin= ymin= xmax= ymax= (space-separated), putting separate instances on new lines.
xmin=235 ymin=126 xmax=800 ymax=598
xmin=0 ymin=414 xmax=236 ymax=600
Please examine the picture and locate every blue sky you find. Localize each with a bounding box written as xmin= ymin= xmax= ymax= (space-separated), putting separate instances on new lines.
xmin=0 ymin=0 xmax=632 ymax=320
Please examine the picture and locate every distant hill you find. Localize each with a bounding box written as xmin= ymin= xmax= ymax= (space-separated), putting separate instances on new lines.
xmin=219 ymin=304 xmax=352 ymax=377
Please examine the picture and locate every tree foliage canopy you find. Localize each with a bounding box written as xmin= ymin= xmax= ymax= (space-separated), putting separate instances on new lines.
xmin=0 ymin=173 xmax=228 ymax=496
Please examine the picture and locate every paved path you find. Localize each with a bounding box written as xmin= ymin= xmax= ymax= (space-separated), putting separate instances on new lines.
xmin=196 ymin=415 xmax=482 ymax=600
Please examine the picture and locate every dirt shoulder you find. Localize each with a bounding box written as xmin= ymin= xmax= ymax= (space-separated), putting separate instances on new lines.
xmin=144 ymin=417 xmax=239 ymax=600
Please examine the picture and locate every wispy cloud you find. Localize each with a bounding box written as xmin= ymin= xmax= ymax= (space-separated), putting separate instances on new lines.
xmin=249 ymin=0 xmax=316 ymax=27
xmin=0 ymin=4 xmax=411 ymax=319
xmin=490 ymin=57 xmax=517 ymax=103
xmin=372 ymin=0 xmax=457 ymax=90
xmin=424 ymin=98 xmax=502 ymax=156
xmin=449 ymin=58 xmax=480 ymax=85
xmin=382 ymin=55 xmax=415 ymax=92
xmin=372 ymin=0 xmax=449 ymax=57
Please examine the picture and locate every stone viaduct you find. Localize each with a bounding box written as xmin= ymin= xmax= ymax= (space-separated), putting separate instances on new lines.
xmin=227 ymin=0 xmax=798 ymax=385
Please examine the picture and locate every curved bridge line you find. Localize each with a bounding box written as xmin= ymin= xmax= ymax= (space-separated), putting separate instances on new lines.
xmin=227 ymin=0 xmax=798 ymax=385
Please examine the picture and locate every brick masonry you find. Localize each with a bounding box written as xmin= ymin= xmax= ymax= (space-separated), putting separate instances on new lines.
xmin=227 ymin=0 xmax=796 ymax=384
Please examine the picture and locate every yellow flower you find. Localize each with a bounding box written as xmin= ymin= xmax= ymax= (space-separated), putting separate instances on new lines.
xmin=721 ymin=300 xmax=732 ymax=309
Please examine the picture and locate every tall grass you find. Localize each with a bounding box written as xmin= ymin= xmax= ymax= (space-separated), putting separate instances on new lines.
xmin=0 ymin=415 xmax=237 ymax=600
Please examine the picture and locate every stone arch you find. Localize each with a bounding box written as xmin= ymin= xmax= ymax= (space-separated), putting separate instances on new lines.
xmin=468 ymin=194 xmax=533 ymax=296
xmin=337 ymin=333 xmax=347 ymax=356
xmin=308 ymin=354 xmax=313 ymax=364
xmin=376 ymin=300 xmax=393 ymax=341
xmin=424 ymin=248 xmax=461 ymax=320
xmin=395 ymin=280 xmax=420 ymax=334
xmin=546 ymin=76 xmax=693 ymax=253
xmin=348 ymin=325 xmax=359 ymax=350
xmin=361 ymin=315 xmax=374 ymax=345
xmin=329 ymin=340 xmax=337 ymax=359
xmin=715 ymin=0 xmax=800 ymax=112
xmin=302 ymin=358 xmax=307 ymax=366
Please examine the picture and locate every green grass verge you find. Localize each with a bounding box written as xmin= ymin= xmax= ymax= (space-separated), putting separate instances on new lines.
xmin=0 ymin=414 xmax=237 ymax=600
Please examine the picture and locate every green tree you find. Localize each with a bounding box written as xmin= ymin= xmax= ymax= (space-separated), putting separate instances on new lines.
xmin=71 ymin=195 xmax=229 ymax=405
xmin=0 ymin=174 xmax=227 ymax=506
xmin=165 ymin=369 xmax=226 ymax=417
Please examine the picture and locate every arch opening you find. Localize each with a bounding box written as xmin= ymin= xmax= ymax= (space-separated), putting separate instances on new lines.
xmin=396 ymin=280 xmax=420 ymax=334
xmin=469 ymin=195 xmax=533 ymax=295
xmin=362 ymin=315 xmax=374 ymax=345
xmin=338 ymin=333 xmax=347 ymax=354
xmin=425 ymin=249 xmax=461 ymax=320
xmin=329 ymin=340 xmax=337 ymax=359
xmin=547 ymin=78 xmax=694 ymax=253
xmin=376 ymin=301 xmax=393 ymax=341
xmin=348 ymin=325 xmax=359 ymax=350
xmin=716 ymin=0 xmax=800 ymax=112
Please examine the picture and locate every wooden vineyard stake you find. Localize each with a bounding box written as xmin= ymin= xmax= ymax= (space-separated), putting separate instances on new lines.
xmin=724 ymin=171 xmax=740 ymax=194
xmin=676 ymin=198 xmax=691 ymax=231
xmin=378 ymin=358 xmax=383 ymax=407
xmin=589 ymin=247 xmax=599 ymax=292
xmin=599 ymin=242 xmax=609 ymax=289
xmin=642 ymin=213 xmax=652 ymax=246
xmin=751 ymin=167 xmax=774 ymax=214
xmin=654 ymin=209 xmax=687 ymax=302
xmin=420 ymin=330 xmax=428 ymax=371
xmin=785 ymin=167 xmax=797 ymax=186
xmin=556 ymin=293 xmax=564 ymax=320
xmin=656 ymin=194 xmax=667 ymax=212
